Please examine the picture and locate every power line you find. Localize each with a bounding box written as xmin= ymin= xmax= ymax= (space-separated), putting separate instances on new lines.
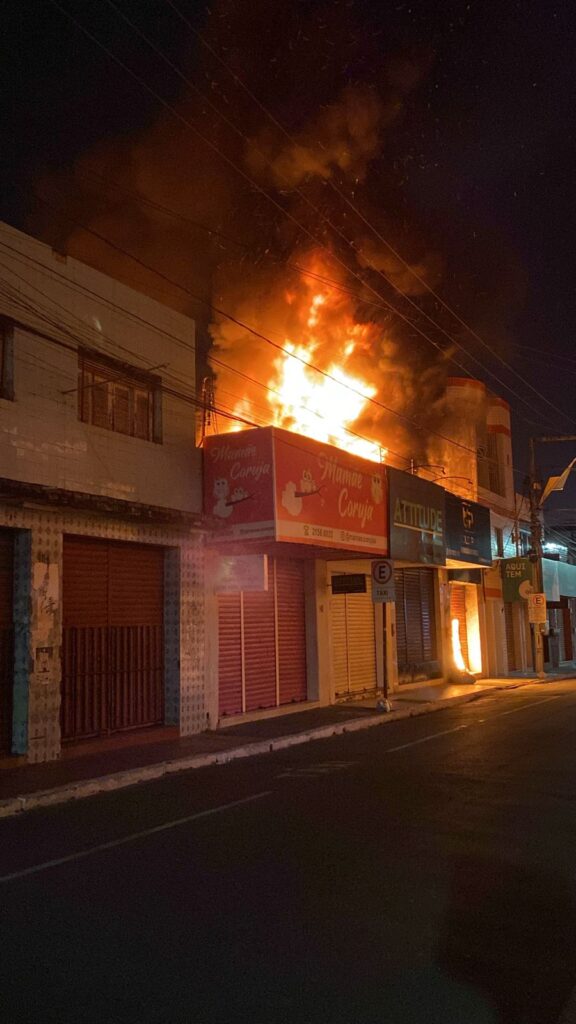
xmin=4 ymin=238 xmax=557 ymax=507
xmin=47 ymin=0 xmax=573 ymax=435
xmin=0 ymin=250 xmax=403 ymax=464
xmin=164 ymin=0 xmax=576 ymax=430
xmin=162 ymin=0 xmax=576 ymax=432
xmin=18 ymin=186 xmax=519 ymax=465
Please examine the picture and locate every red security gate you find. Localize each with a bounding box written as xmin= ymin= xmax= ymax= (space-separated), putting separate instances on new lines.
xmin=62 ymin=537 xmax=164 ymax=742
xmin=218 ymin=557 xmax=307 ymax=717
xmin=0 ymin=529 xmax=14 ymax=756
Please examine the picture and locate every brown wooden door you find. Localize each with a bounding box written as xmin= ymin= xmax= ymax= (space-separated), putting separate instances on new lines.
xmin=0 ymin=530 xmax=14 ymax=755
xmin=62 ymin=537 xmax=164 ymax=741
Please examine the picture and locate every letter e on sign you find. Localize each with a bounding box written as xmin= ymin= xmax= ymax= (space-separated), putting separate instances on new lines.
xmin=528 ymin=592 xmax=547 ymax=624
xmin=371 ymin=559 xmax=395 ymax=603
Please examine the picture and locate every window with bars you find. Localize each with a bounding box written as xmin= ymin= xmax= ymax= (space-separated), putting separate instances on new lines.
xmin=0 ymin=318 xmax=14 ymax=401
xmin=78 ymin=351 xmax=161 ymax=442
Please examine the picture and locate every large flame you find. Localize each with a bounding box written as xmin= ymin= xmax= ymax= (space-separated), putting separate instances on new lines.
xmin=219 ymin=265 xmax=388 ymax=463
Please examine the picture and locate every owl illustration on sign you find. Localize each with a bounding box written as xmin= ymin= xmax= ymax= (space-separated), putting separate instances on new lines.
xmin=371 ymin=474 xmax=383 ymax=505
xmin=299 ymin=469 xmax=316 ymax=493
xmin=213 ymin=478 xmax=233 ymax=518
xmin=281 ymin=481 xmax=303 ymax=517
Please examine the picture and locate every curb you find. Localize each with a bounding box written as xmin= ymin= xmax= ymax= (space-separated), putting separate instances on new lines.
xmin=0 ymin=682 xmax=534 ymax=819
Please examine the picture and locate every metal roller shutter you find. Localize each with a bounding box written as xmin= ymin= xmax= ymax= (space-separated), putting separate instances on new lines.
xmin=0 ymin=530 xmax=14 ymax=756
xmin=62 ymin=537 xmax=164 ymax=742
xmin=405 ymin=569 xmax=424 ymax=665
xmin=394 ymin=568 xmax=439 ymax=684
xmin=346 ymin=590 xmax=377 ymax=694
xmin=331 ymin=593 xmax=349 ymax=697
xmin=218 ymin=594 xmax=243 ymax=717
xmin=420 ymin=570 xmax=436 ymax=663
xmin=394 ymin=570 xmax=407 ymax=670
xmin=331 ymin=576 xmax=377 ymax=698
xmin=450 ymin=585 xmax=469 ymax=670
xmin=244 ymin=585 xmax=277 ymax=712
xmin=217 ymin=557 xmax=308 ymax=716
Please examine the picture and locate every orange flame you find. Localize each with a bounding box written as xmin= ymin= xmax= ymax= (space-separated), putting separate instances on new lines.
xmin=226 ymin=277 xmax=387 ymax=463
xmin=451 ymin=617 xmax=467 ymax=673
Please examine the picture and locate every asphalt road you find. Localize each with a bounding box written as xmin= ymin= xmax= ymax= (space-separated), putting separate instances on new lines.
xmin=2 ymin=683 xmax=576 ymax=1024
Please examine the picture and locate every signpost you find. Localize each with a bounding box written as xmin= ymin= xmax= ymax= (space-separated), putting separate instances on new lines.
xmin=528 ymin=592 xmax=547 ymax=624
xmin=371 ymin=559 xmax=395 ymax=603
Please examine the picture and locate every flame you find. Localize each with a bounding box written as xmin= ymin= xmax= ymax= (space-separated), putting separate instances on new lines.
xmin=451 ymin=617 xmax=467 ymax=673
xmin=225 ymin=276 xmax=387 ymax=463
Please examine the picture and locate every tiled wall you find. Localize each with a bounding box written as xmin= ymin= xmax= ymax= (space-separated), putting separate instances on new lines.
xmin=0 ymin=504 xmax=206 ymax=763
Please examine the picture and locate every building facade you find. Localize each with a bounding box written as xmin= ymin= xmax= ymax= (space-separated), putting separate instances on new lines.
xmin=0 ymin=222 xmax=207 ymax=764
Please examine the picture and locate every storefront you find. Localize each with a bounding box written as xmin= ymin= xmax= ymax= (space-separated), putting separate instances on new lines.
xmin=445 ymin=493 xmax=492 ymax=676
xmin=500 ymin=556 xmax=536 ymax=673
xmin=61 ymin=536 xmax=166 ymax=742
xmin=204 ymin=427 xmax=388 ymax=718
xmin=542 ymin=558 xmax=576 ymax=668
xmin=388 ymin=469 xmax=445 ymax=685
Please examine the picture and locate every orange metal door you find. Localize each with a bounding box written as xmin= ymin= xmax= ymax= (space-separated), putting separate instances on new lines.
xmin=61 ymin=537 xmax=164 ymax=741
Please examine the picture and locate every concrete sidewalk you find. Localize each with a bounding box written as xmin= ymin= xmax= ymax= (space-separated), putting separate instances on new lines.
xmin=1 ymin=673 xmax=573 ymax=818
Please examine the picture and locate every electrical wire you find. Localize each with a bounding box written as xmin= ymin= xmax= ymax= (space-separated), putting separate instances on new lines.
xmin=0 ymin=256 xmax=406 ymax=464
xmin=46 ymin=0 xmax=575 ymax=435
xmin=164 ymin=0 xmax=576 ymax=429
xmin=4 ymin=199 xmax=496 ymax=463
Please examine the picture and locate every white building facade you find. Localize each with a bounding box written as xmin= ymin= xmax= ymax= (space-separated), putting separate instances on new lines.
xmin=0 ymin=222 xmax=207 ymax=764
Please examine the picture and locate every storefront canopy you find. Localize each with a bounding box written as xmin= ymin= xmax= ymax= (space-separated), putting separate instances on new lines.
xmin=543 ymin=558 xmax=576 ymax=601
xmin=203 ymin=427 xmax=388 ymax=556
xmin=388 ymin=467 xmax=446 ymax=565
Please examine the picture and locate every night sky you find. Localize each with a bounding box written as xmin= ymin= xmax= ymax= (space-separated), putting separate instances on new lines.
xmin=2 ymin=0 xmax=575 ymax=511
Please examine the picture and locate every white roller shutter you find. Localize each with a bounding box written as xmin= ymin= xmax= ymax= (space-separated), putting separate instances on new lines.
xmin=330 ymin=576 xmax=377 ymax=697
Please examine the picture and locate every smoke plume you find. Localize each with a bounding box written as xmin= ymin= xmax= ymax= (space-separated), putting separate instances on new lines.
xmin=28 ymin=0 xmax=458 ymax=467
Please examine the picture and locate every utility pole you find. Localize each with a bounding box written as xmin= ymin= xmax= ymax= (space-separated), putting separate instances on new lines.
xmin=528 ymin=435 xmax=576 ymax=678
xmin=528 ymin=438 xmax=546 ymax=677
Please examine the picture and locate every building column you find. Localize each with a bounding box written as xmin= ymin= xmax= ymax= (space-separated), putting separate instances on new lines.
xmin=27 ymin=525 xmax=63 ymax=763
xmin=305 ymin=559 xmax=330 ymax=704
xmin=179 ymin=538 xmax=207 ymax=736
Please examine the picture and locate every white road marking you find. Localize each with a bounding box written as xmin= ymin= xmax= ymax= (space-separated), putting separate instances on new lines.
xmin=277 ymin=761 xmax=357 ymax=778
xmin=385 ymin=696 xmax=565 ymax=754
xmin=487 ymin=695 xmax=562 ymax=719
xmin=0 ymin=791 xmax=272 ymax=884
xmin=385 ymin=724 xmax=471 ymax=753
